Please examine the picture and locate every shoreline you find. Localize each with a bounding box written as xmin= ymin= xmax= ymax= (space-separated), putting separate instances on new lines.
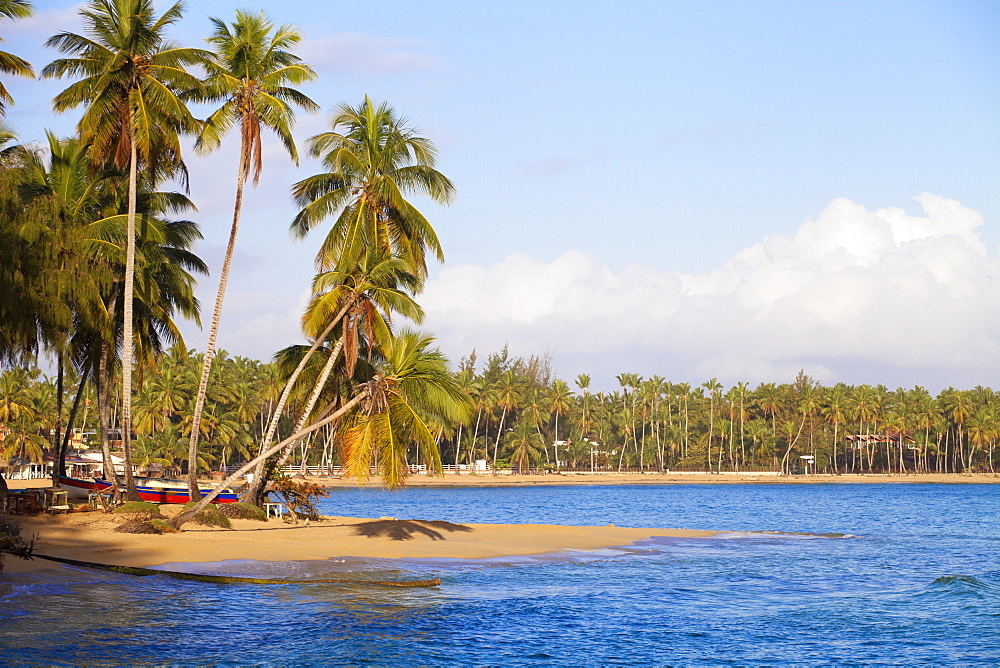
xmin=4 ymin=507 xmax=718 ymax=574
xmin=7 ymin=471 xmax=997 ymax=496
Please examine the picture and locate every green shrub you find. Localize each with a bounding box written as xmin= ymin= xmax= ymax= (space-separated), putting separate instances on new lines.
xmin=190 ymin=505 xmax=231 ymax=529
xmin=218 ymin=502 xmax=266 ymax=521
xmin=112 ymin=501 xmax=162 ymax=518
xmin=115 ymin=519 xmax=163 ymax=534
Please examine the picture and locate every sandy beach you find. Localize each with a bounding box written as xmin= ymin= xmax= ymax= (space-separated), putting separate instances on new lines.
xmin=3 ymin=471 xmax=995 ymax=576
xmin=4 ymin=505 xmax=716 ymax=574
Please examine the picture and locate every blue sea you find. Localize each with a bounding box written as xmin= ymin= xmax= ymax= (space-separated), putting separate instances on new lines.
xmin=2 ymin=483 xmax=999 ymax=665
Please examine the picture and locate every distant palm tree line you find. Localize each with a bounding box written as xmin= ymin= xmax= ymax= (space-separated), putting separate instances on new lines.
xmin=3 ymin=345 xmax=998 ymax=477
xmin=447 ymin=351 xmax=999 ymax=475
xmin=0 ymin=1 xmax=468 ymax=518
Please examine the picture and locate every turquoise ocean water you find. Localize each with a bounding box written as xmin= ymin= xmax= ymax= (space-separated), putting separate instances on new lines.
xmin=1 ymin=483 xmax=998 ymax=665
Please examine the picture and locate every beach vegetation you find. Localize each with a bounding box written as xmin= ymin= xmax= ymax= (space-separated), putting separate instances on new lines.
xmin=217 ymin=501 xmax=266 ymax=521
xmin=112 ymin=500 xmax=161 ymax=516
xmin=181 ymin=501 xmax=231 ymax=528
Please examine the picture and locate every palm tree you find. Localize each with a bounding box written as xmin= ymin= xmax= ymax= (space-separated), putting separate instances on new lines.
xmin=492 ymin=370 xmax=522 ymax=472
xmin=11 ymin=132 xmax=121 ymax=476
xmin=575 ymin=373 xmax=592 ymax=471
xmin=548 ymin=378 xmax=573 ymax=469
xmin=291 ymin=96 xmax=456 ymax=278
xmin=341 ymin=330 xmax=469 ymax=487
xmin=43 ymin=0 xmax=207 ymax=498
xmin=184 ymin=9 xmax=318 ymax=498
xmin=506 ymin=421 xmax=543 ymax=473
xmin=0 ymin=0 xmax=33 ymax=118
xmin=243 ymin=249 xmax=423 ymax=501
xmin=702 ymin=378 xmax=722 ymax=473
xmin=823 ymin=385 xmax=847 ymax=474
xmin=169 ymin=329 xmax=469 ymax=529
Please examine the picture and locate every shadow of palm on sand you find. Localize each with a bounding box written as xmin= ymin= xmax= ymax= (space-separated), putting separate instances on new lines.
xmin=350 ymin=519 xmax=473 ymax=541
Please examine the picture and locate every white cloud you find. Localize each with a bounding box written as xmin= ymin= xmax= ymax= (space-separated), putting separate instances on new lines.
xmin=421 ymin=194 xmax=1000 ymax=391
xmin=298 ymin=33 xmax=442 ymax=77
xmin=5 ymin=4 xmax=83 ymax=39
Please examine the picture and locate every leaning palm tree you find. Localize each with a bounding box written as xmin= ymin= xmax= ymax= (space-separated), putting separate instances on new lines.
xmin=171 ymin=329 xmax=470 ymax=528
xmin=291 ymin=96 xmax=456 ymax=278
xmin=0 ymin=0 xmax=33 ymax=118
xmin=184 ymin=9 xmax=317 ymax=498
xmin=241 ymin=248 xmax=423 ymax=502
xmin=43 ymin=0 xmax=206 ymax=498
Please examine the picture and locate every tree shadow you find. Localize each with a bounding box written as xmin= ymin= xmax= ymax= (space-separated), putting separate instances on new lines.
xmin=350 ymin=519 xmax=473 ymax=541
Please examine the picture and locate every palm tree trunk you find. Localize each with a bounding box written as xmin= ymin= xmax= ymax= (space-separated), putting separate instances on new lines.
xmin=454 ymin=422 xmax=463 ymax=468
xmin=246 ymin=301 xmax=353 ymax=499
xmin=470 ymin=407 xmax=483 ymax=472
xmin=832 ymin=420 xmax=839 ymax=474
xmin=780 ymin=418 xmax=806 ymax=474
xmin=273 ymin=337 xmax=345 ymax=471
xmin=171 ymin=391 xmax=367 ymax=529
xmin=187 ymin=157 xmax=247 ymax=498
xmin=553 ymin=411 xmax=559 ymax=470
xmin=493 ymin=407 xmax=508 ymax=474
xmin=96 ymin=342 xmax=116 ymax=484
xmin=58 ymin=364 xmax=91 ymax=479
xmin=120 ymin=139 xmax=139 ymax=501
xmin=53 ymin=351 xmax=64 ymax=483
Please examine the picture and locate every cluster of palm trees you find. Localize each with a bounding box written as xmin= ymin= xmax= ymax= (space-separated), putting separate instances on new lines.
xmin=0 ymin=0 xmax=470 ymax=522
xmin=437 ymin=361 xmax=999 ymax=475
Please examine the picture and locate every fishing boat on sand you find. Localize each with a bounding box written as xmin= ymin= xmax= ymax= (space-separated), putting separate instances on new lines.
xmin=58 ymin=475 xmax=240 ymax=504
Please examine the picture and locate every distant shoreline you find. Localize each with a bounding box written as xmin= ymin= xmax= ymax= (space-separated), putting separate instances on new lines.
xmin=305 ymin=471 xmax=1000 ymax=488
xmin=7 ymin=471 xmax=999 ymax=494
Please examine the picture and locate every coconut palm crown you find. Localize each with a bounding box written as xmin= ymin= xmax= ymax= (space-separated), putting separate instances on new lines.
xmin=0 ymin=0 xmax=34 ymax=117
xmin=291 ymin=96 xmax=456 ymax=279
xmin=195 ymin=9 xmax=318 ymax=183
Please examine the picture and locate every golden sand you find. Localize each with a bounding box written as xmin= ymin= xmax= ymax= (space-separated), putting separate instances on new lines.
xmin=5 ymin=506 xmax=714 ymax=574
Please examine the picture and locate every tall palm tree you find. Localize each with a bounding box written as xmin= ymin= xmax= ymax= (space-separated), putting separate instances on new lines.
xmin=548 ymin=378 xmax=573 ymax=469
xmin=43 ymin=0 xmax=206 ymax=497
xmin=184 ymin=9 xmax=317 ymax=497
xmin=702 ymin=378 xmax=722 ymax=473
xmin=492 ymin=370 xmax=522 ymax=472
xmin=823 ymin=384 xmax=847 ymax=474
xmin=291 ymin=96 xmax=456 ymax=278
xmin=575 ymin=373 xmax=592 ymax=470
xmin=0 ymin=0 xmax=33 ymax=118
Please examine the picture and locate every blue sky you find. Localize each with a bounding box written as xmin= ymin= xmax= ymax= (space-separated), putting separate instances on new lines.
xmin=4 ymin=1 xmax=999 ymax=392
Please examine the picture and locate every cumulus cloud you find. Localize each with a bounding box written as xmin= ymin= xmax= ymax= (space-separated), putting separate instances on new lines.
xmin=421 ymin=194 xmax=1000 ymax=390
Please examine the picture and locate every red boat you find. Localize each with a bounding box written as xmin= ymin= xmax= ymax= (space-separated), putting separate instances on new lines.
xmin=58 ymin=475 xmax=240 ymax=504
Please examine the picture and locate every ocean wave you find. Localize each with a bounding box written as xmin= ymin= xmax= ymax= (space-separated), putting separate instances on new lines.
xmin=927 ymin=573 xmax=1000 ymax=595
xmin=714 ymin=531 xmax=859 ymax=540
